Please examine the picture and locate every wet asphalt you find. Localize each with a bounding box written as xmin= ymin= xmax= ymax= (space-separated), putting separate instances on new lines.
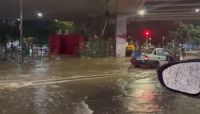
xmin=0 ymin=57 xmax=200 ymax=114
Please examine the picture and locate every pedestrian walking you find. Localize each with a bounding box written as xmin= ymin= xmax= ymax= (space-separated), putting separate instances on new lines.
xmin=128 ymin=48 xmax=141 ymax=71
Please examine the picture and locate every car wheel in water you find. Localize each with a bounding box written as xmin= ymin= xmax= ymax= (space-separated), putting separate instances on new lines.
xmin=134 ymin=64 xmax=140 ymax=67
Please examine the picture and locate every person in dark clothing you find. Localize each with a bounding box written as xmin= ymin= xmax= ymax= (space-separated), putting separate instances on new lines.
xmin=128 ymin=49 xmax=141 ymax=71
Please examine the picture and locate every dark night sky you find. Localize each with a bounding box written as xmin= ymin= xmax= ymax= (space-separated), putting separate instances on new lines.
xmin=1 ymin=0 xmax=200 ymax=20
xmin=127 ymin=20 xmax=200 ymax=46
xmin=127 ymin=21 xmax=175 ymax=43
xmin=0 ymin=0 xmax=107 ymax=20
xmin=0 ymin=0 xmax=138 ymax=20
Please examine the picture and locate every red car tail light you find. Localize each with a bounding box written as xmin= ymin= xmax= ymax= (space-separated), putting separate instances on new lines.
xmin=144 ymin=55 xmax=149 ymax=60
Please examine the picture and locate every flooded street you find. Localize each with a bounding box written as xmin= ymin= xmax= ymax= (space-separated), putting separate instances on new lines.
xmin=0 ymin=58 xmax=200 ymax=114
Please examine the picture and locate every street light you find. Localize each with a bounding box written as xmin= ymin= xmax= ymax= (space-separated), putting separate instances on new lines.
xmin=138 ymin=9 xmax=146 ymax=16
xmin=195 ymin=8 xmax=200 ymax=13
xmin=54 ymin=19 xmax=58 ymax=22
xmin=37 ymin=12 xmax=43 ymax=18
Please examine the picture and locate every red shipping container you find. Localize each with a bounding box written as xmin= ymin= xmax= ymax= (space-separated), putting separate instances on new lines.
xmin=50 ymin=34 xmax=61 ymax=55
xmin=50 ymin=34 xmax=85 ymax=56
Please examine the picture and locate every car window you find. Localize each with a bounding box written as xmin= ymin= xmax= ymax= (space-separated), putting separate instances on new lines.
xmin=156 ymin=49 xmax=164 ymax=56
xmin=141 ymin=48 xmax=154 ymax=54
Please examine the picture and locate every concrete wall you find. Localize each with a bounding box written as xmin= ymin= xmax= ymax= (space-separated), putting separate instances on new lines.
xmin=115 ymin=15 xmax=127 ymax=57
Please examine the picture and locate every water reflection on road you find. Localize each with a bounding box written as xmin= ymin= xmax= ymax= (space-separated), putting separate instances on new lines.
xmin=126 ymin=78 xmax=160 ymax=113
xmin=34 ymin=85 xmax=48 ymax=114
xmin=0 ymin=58 xmax=199 ymax=114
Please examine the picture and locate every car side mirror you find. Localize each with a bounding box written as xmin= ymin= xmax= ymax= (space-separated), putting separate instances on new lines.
xmin=158 ymin=59 xmax=200 ymax=95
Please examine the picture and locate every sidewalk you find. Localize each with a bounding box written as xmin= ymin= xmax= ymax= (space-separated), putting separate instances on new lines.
xmin=183 ymin=53 xmax=200 ymax=60
xmin=185 ymin=50 xmax=200 ymax=54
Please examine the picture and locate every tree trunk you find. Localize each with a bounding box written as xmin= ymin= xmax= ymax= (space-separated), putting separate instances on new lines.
xmin=3 ymin=44 xmax=7 ymax=60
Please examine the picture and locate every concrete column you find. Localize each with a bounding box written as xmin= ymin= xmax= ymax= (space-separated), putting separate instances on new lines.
xmin=116 ymin=15 xmax=127 ymax=57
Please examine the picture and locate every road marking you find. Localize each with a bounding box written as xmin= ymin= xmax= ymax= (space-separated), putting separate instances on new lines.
xmin=0 ymin=73 xmax=126 ymax=89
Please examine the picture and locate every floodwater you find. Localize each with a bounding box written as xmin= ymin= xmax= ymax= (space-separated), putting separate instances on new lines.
xmin=0 ymin=57 xmax=200 ymax=114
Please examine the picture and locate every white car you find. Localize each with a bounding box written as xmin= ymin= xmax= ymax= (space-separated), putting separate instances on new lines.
xmin=132 ymin=48 xmax=172 ymax=68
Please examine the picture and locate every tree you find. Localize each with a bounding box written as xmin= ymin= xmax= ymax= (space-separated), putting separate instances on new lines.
xmin=169 ymin=22 xmax=200 ymax=45
xmin=54 ymin=21 xmax=74 ymax=34
xmin=0 ymin=20 xmax=76 ymax=45
xmin=0 ymin=20 xmax=19 ymax=59
xmin=23 ymin=21 xmax=55 ymax=44
xmin=0 ymin=20 xmax=19 ymax=45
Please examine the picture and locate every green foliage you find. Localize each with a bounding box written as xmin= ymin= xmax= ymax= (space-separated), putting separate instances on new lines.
xmin=23 ymin=21 xmax=56 ymax=44
xmin=0 ymin=20 xmax=77 ymax=46
xmin=82 ymin=36 xmax=107 ymax=58
xmin=54 ymin=21 xmax=74 ymax=34
xmin=0 ymin=21 xmax=19 ymax=45
xmin=169 ymin=22 xmax=200 ymax=45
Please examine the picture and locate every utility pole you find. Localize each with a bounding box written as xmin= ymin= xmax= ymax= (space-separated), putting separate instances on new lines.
xmin=144 ymin=31 xmax=150 ymax=49
xmin=19 ymin=0 xmax=23 ymax=63
xmin=149 ymin=37 xmax=152 ymax=47
xmin=145 ymin=37 xmax=148 ymax=49
xmin=162 ymin=36 xmax=165 ymax=48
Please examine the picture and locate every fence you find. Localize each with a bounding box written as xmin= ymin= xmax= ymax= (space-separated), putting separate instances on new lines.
xmin=82 ymin=38 xmax=115 ymax=58
xmin=0 ymin=44 xmax=49 ymax=62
